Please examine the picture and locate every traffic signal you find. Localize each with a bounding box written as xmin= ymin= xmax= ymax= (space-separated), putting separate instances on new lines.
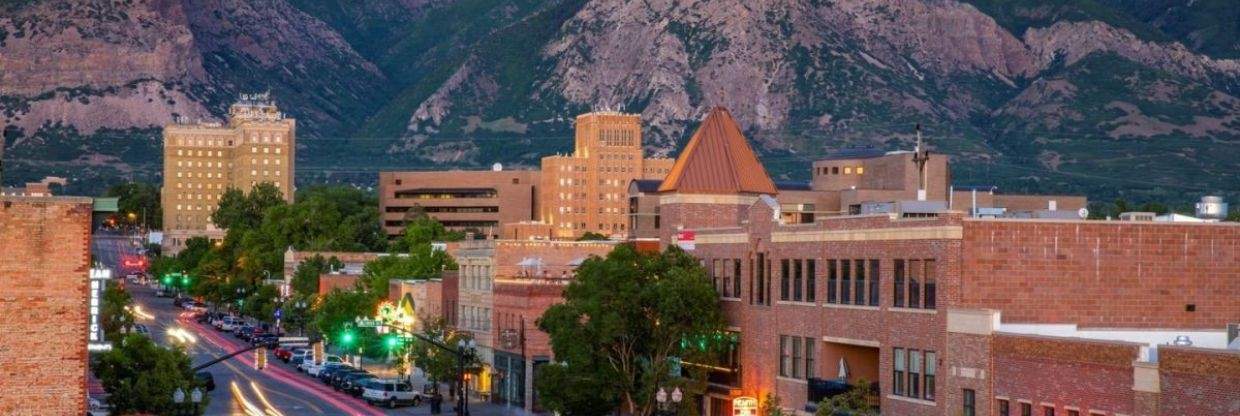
xmin=340 ymin=330 xmax=356 ymax=346
xmin=162 ymin=275 xmax=172 ymax=285
xmin=181 ymin=275 xmax=190 ymax=286
xmin=384 ymin=335 xmax=401 ymax=350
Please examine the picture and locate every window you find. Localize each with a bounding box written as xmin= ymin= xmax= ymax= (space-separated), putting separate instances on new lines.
xmin=999 ymin=399 xmax=1010 ymax=416
xmin=925 ymin=259 xmax=936 ymax=309
xmin=1022 ymin=402 xmax=1033 ymax=416
xmin=856 ymin=167 xmax=864 ymax=174
xmin=791 ymin=336 xmax=803 ymax=378
xmin=780 ymin=259 xmax=790 ymax=301
xmin=732 ymin=260 xmax=742 ymax=299
xmin=832 ymin=166 xmax=839 ymax=174
xmin=894 ymin=260 xmax=905 ymax=307
xmin=909 ymin=350 xmax=922 ymax=398
xmin=868 ymin=259 xmax=880 ymax=306
xmin=827 ymin=260 xmax=837 ymax=303
xmin=1067 ymin=410 xmax=1079 ymax=416
xmin=908 ymin=259 xmax=921 ymax=309
xmin=779 ymin=336 xmax=790 ymax=377
xmin=893 ymin=348 xmax=906 ymax=396
xmin=844 ymin=167 xmax=852 ymax=174
xmin=963 ymin=389 xmax=976 ymax=416
xmin=924 ymin=351 xmax=936 ymax=400
xmin=854 ymin=258 xmax=866 ymax=305
xmin=1044 ymin=407 xmax=1055 ymax=416
xmin=793 ymin=259 xmax=803 ymax=302
xmin=840 ymin=260 xmax=851 ymax=303
xmin=804 ymin=337 xmax=815 ymax=379
xmin=805 ymin=259 xmax=816 ymax=303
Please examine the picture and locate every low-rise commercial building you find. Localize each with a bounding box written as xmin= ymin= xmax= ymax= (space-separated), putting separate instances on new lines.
xmin=378 ymin=169 xmax=540 ymax=238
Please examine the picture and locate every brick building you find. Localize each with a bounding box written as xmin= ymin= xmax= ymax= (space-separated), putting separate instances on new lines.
xmin=540 ymin=111 xmax=673 ymax=239
xmin=0 ymin=195 xmax=93 ymax=415
xmin=378 ymin=168 xmax=540 ymax=238
xmin=161 ymin=93 xmax=295 ymax=254
xmin=651 ymin=107 xmax=1239 ymax=416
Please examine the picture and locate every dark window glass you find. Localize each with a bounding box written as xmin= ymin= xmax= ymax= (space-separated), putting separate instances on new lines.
xmin=1022 ymin=403 xmax=1032 ymax=416
xmin=827 ymin=260 xmax=837 ymax=303
xmin=854 ymin=258 xmax=866 ymax=305
xmin=908 ymin=350 xmax=921 ymax=398
xmin=1068 ymin=410 xmax=1079 ymax=416
xmin=791 ymin=336 xmax=802 ymax=378
xmin=804 ymin=337 xmax=815 ymax=379
xmin=924 ymin=351 xmax=936 ymax=401
xmin=780 ymin=258 xmax=790 ymax=301
xmin=793 ymin=259 xmax=803 ymax=302
xmin=840 ymin=260 xmax=852 ymax=303
xmin=925 ymin=259 xmax=936 ymax=309
xmin=869 ymin=259 xmax=880 ymax=306
xmin=963 ymin=389 xmax=976 ymax=416
xmin=711 ymin=259 xmax=721 ymax=296
xmin=894 ymin=260 xmax=905 ymax=307
xmin=893 ymin=348 xmax=905 ymax=396
xmin=805 ymin=259 xmax=816 ymax=303
xmin=999 ymin=400 xmax=1010 ymax=416
xmin=1044 ymin=407 xmax=1055 ymax=416
xmin=733 ymin=259 xmax=742 ymax=299
xmin=748 ymin=256 xmax=755 ymax=304
xmin=908 ymin=259 xmax=921 ymax=309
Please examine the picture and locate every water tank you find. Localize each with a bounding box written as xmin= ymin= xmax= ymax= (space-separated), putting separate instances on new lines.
xmin=1195 ymin=195 xmax=1228 ymax=220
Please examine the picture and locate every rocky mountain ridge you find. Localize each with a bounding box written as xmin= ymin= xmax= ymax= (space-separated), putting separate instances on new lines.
xmin=1 ymin=0 xmax=1236 ymax=202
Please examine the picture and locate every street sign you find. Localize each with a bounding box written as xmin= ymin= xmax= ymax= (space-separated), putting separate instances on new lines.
xmin=354 ymin=318 xmax=382 ymax=328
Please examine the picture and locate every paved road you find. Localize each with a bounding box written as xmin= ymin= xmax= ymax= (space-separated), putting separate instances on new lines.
xmin=93 ymin=233 xmax=525 ymax=415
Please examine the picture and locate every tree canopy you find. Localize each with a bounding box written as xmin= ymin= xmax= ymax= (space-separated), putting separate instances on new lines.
xmin=104 ymin=181 xmax=162 ymax=229
xmin=93 ymin=335 xmax=207 ymax=415
xmin=536 ymin=245 xmax=725 ymax=415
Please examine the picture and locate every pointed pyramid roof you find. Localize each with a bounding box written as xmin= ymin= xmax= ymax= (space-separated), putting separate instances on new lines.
xmin=658 ymin=107 xmax=777 ymax=195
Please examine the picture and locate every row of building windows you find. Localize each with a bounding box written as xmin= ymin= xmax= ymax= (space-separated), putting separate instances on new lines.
xmin=175 ymin=182 xmax=224 ymax=190
xmin=461 ymin=264 xmax=493 ymax=291
xmin=461 ymin=305 xmax=492 ymax=331
xmin=893 ymin=347 xmax=936 ymax=401
xmin=710 ymin=258 xmax=743 ymax=299
xmin=777 ymin=335 xmax=815 ymax=380
xmin=996 ymin=399 xmax=1095 ymax=416
xmin=894 ymin=259 xmax=936 ymax=309
xmin=708 ymin=256 xmax=937 ymax=310
xmin=815 ymin=166 xmax=864 ymax=175
xmin=175 ymin=193 xmax=219 ymax=201
xmin=779 ymin=258 xmax=817 ymax=303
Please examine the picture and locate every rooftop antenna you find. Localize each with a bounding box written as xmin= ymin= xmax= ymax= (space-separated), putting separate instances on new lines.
xmin=912 ymin=124 xmax=930 ymax=201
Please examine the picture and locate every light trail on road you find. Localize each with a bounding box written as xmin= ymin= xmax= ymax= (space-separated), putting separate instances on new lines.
xmin=181 ymin=314 xmax=385 ymax=416
xmin=230 ymin=381 xmax=268 ymax=416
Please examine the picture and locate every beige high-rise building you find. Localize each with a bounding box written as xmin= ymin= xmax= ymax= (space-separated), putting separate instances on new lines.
xmin=161 ymin=93 xmax=295 ymax=253
xmin=540 ymin=112 xmax=672 ymax=238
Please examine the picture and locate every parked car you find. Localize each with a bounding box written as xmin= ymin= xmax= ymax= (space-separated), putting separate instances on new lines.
xmin=274 ymin=346 xmax=300 ymax=362
xmin=195 ymin=371 xmax=216 ymax=392
xmin=362 ymin=380 xmax=423 ymax=408
xmin=234 ymin=325 xmax=255 ymax=339
xmin=195 ymin=312 xmax=213 ymax=324
xmin=216 ymin=317 xmax=240 ymax=332
xmin=318 ymin=364 xmax=354 ymax=383
xmin=133 ymin=324 xmax=150 ymax=337
xmin=187 ymin=301 xmax=208 ymax=313
xmin=331 ymin=368 xmax=369 ymax=390
xmin=289 ymin=349 xmax=312 ymax=367
xmin=342 ymin=372 xmax=378 ymax=396
xmin=302 ymin=356 xmax=344 ymax=376
xmin=251 ymin=334 xmax=279 ymax=348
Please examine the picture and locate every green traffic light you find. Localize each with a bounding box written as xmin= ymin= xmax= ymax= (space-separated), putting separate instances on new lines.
xmin=341 ymin=331 xmax=356 ymax=345
xmin=384 ymin=335 xmax=400 ymax=349
xmin=181 ymin=276 xmax=190 ymax=285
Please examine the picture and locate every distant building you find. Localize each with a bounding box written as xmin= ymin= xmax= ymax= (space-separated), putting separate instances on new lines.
xmin=540 ymin=112 xmax=673 ymax=239
xmin=377 ymin=169 xmax=540 ymax=238
xmin=0 ymin=195 xmax=94 ymax=415
xmin=161 ymin=93 xmax=295 ymax=254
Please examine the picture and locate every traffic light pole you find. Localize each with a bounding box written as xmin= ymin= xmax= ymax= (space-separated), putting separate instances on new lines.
xmin=375 ymin=325 xmax=473 ymax=416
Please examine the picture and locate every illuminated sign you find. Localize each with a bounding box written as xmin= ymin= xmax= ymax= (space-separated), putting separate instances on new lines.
xmin=88 ymin=268 xmax=113 ymax=352
xmin=732 ymin=396 xmax=757 ymax=416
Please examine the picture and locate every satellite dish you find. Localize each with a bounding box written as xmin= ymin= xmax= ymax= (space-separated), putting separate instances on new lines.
xmin=1078 ymin=208 xmax=1089 ymax=219
xmin=492 ymin=163 xmax=503 ymax=171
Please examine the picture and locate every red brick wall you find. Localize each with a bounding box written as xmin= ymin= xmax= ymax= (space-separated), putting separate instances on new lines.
xmin=991 ymin=334 xmax=1140 ymax=416
xmin=492 ymin=280 xmax=567 ymax=359
xmin=0 ymin=196 xmax=92 ymax=415
xmin=1158 ymin=346 xmax=1240 ymax=416
xmin=317 ymin=274 xmax=360 ymax=295
xmin=960 ymin=220 xmax=1240 ymax=328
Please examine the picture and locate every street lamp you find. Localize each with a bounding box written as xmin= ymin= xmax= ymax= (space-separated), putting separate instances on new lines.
xmin=655 ymin=387 xmax=683 ymax=415
xmin=456 ymin=339 xmax=477 ymax=416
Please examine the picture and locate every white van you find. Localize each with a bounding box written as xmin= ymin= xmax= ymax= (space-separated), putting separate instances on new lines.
xmin=362 ymin=379 xmax=422 ymax=408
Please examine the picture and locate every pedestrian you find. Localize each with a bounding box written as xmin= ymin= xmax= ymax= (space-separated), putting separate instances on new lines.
xmin=430 ymin=391 xmax=443 ymax=414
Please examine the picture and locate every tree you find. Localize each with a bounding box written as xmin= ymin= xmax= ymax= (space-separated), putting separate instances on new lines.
xmin=93 ymin=335 xmax=207 ymax=415
xmin=814 ymin=379 xmax=878 ymax=416
xmin=291 ymin=254 xmax=343 ymax=296
xmin=577 ymin=231 xmax=610 ymax=241
xmin=242 ymin=284 xmax=281 ymax=323
xmin=408 ymin=317 xmax=477 ymax=392
xmin=389 ymin=212 xmax=464 ymax=252
xmin=762 ymin=393 xmax=789 ymax=416
xmin=104 ymin=181 xmax=162 ymax=229
xmin=211 ymin=183 xmax=285 ymax=230
xmin=100 ymin=282 xmax=134 ymax=343
xmin=536 ymin=245 xmax=725 ymax=415
xmin=313 ymin=290 xmax=379 ymax=345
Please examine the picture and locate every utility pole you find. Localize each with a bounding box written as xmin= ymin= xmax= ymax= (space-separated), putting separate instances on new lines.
xmin=912 ymin=124 xmax=930 ymax=201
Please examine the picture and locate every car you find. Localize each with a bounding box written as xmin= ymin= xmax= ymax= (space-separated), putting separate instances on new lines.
xmin=217 ymin=317 xmax=240 ymax=332
xmin=331 ymin=368 xmax=369 ymax=390
xmin=195 ymin=371 xmax=216 ymax=392
xmin=342 ymin=372 xmax=378 ymax=396
xmin=187 ymin=301 xmax=207 ymax=313
xmin=195 ymin=312 xmax=213 ymax=324
xmin=275 ymin=346 xmax=303 ymax=362
xmin=234 ymin=325 xmax=255 ymax=340
xmin=251 ymin=334 xmax=279 ymax=348
xmin=133 ymin=324 xmax=150 ymax=337
xmin=318 ymin=364 xmax=354 ymax=383
xmin=305 ymin=357 xmax=346 ymax=377
xmin=289 ymin=349 xmax=312 ymax=367
xmin=362 ymin=380 xmax=423 ymax=408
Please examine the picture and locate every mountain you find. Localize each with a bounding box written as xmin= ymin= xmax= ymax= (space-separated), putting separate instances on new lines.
xmin=2 ymin=0 xmax=1237 ymax=204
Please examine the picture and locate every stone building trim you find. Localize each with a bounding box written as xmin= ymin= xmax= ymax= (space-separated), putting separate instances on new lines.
xmin=696 ymin=233 xmax=750 ymax=244
xmin=660 ymin=193 xmax=760 ymax=206
xmin=770 ymin=225 xmax=962 ymax=243
xmin=947 ymin=308 xmax=1000 ymax=335
xmin=821 ymin=336 xmax=880 ymax=348
xmin=1131 ymin=361 xmax=1159 ymax=393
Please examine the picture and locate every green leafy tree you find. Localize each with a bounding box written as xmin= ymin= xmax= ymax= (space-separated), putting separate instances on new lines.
xmin=104 ymin=181 xmax=162 ymax=229
xmin=761 ymin=393 xmax=789 ymax=416
xmin=100 ymin=282 xmax=134 ymax=343
xmin=408 ymin=317 xmax=477 ymax=392
xmin=536 ymin=245 xmax=725 ymax=415
xmin=211 ymin=183 xmax=286 ymax=230
xmin=291 ymin=254 xmax=343 ymax=296
xmin=313 ymin=290 xmax=379 ymax=345
xmin=576 ymin=231 xmax=610 ymax=241
xmin=389 ymin=211 xmax=464 ymax=252
xmin=242 ymin=284 xmax=281 ymax=323
xmin=814 ymin=378 xmax=878 ymax=416
xmin=93 ymin=335 xmax=207 ymax=415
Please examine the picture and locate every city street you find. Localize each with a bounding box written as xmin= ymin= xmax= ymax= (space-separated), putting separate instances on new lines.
xmin=93 ymin=234 xmax=519 ymax=416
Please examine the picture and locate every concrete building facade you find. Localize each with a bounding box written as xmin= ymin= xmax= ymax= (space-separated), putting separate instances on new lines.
xmin=0 ymin=195 xmax=93 ymax=415
xmin=161 ymin=93 xmax=295 ymax=254
xmin=378 ymin=169 xmax=540 ymax=238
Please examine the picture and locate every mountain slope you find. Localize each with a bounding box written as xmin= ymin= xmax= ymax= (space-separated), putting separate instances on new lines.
xmin=1 ymin=0 xmax=1236 ymax=202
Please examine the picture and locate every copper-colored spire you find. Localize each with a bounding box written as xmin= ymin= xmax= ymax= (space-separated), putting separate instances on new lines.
xmin=658 ymin=107 xmax=777 ymax=195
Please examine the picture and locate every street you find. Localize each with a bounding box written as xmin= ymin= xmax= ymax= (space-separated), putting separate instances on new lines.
xmin=94 ymin=233 xmax=523 ymax=416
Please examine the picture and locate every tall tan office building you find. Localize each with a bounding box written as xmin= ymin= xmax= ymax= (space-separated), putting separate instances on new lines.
xmin=161 ymin=93 xmax=295 ymax=253
xmin=540 ymin=112 xmax=673 ymax=238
